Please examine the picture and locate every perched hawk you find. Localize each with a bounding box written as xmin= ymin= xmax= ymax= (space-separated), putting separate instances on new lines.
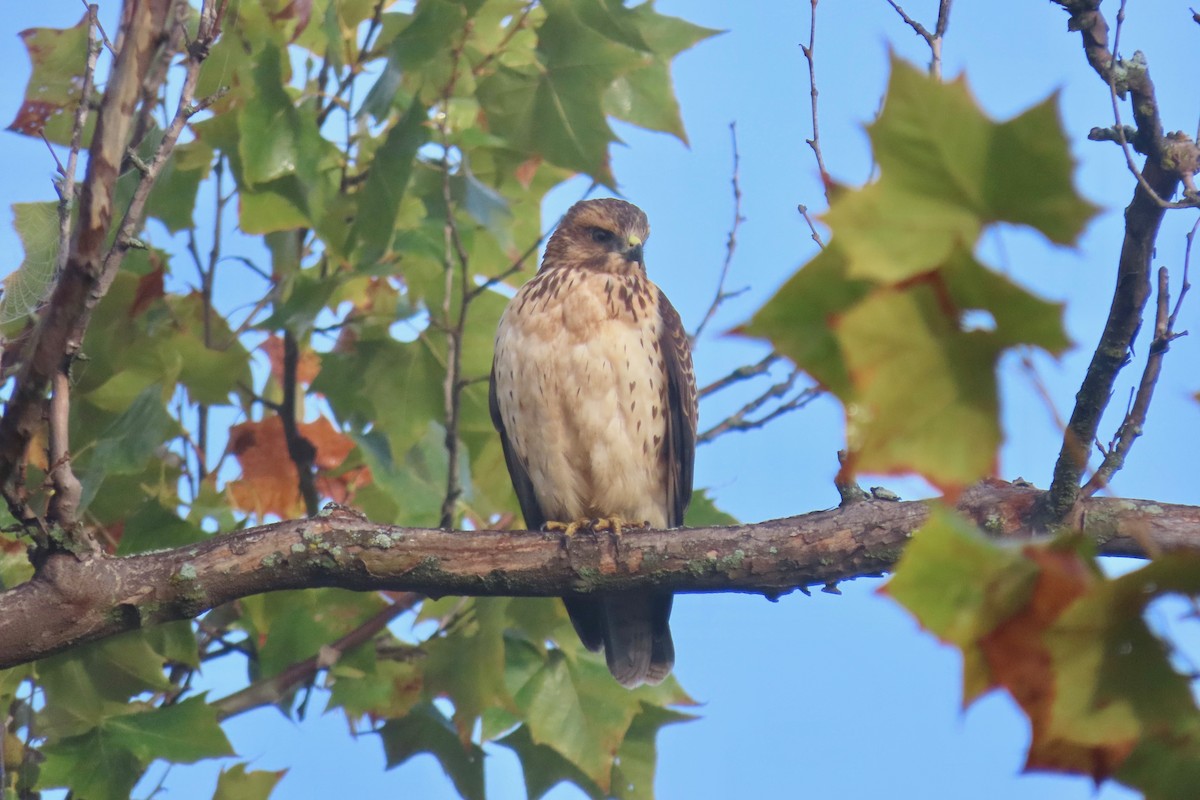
xmin=489 ymin=198 xmax=698 ymax=688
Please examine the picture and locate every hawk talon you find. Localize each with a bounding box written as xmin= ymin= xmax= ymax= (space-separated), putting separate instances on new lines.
xmin=543 ymin=519 xmax=586 ymax=537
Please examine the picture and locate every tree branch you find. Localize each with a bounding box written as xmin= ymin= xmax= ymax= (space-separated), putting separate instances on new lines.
xmin=1044 ymin=1 xmax=1196 ymax=521
xmin=0 ymin=482 xmax=1195 ymax=669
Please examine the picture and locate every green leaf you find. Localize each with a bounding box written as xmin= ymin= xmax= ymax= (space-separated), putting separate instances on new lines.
xmin=683 ymin=488 xmax=738 ymax=527
xmin=423 ymin=598 xmax=515 ymax=740
xmin=497 ymin=723 xmax=603 ymax=800
xmin=7 ymin=12 xmax=94 ymax=144
xmin=510 ymin=646 xmax=644 ymax=790
xmin=379 ymin=702 xmax=485 ymax=800
xmin=836 ymin=283 xmax=1003 ymax=489
xmin=213 ymin=764 xmax=287 ymax=800
xmin=39 ymin=728 xmax=142 ymax=800
xmin=238 ymin=44 xmax=321 ymax=188
xmin=2 ymin=202 xmax=59 ymax=324
xmin=739 ymin=242 xmax=871 ymax=396
xmin=347 ymin=97 xmax=429 ymax=266
xmin=146 ymin=140 xmax=214 ymax=233
xmin=477 ymin=0 xmax=645 ymax=185
xmin=870 ymin=58 xmax=1098 ymax=248
xmin=78 ymin=383 xmax=178 ymax=512
xmin=117 ymin=499 xmax=207 ymax=556
xmin=103 ymin=696 xmax=233 ymax=764
xmin=884 ymin=507 xmax=1037 ymax=650
xmin=611 ymin=703 xmax=696 ymax=800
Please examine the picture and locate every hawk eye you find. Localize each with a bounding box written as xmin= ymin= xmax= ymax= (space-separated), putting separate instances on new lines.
xmin=590 ymin=227 xmax=616 ymax=245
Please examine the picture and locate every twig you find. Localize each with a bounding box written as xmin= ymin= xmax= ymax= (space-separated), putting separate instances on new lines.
xmin=56 ymin=6 xmax=102 ymax=277
xmin=800 ymin=0 xmax=831 ymax=199
xmin=472 ymin=2 xmax=535 ymax=76
xmin=315 ymin=0 xmax=386 ymax=127
xmin=884 ymin=0 xmax=952 ymax=78
xmin=213 ymin=593 xmax=420 ymax=720
xmin=797 ymin=204 xmax=826 ymax=248
xmin=698 ymin=352 xmax=781 ymax=399
xmin=81 ymin=0 xmax=116 ymax=54
xmin=437 ymin=32 xmax=472 ymax=531
xmin=697 ymin=368 xmax=821 ymax=444
xmin=692 ymin=122 xmax=746 ymax=345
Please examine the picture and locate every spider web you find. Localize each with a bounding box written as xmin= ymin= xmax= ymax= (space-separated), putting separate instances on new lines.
xmin=1 ymin=202 xmax=60 ymax=325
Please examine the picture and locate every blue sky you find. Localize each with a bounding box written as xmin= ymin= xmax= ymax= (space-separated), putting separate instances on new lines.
xmin=2 ymin=1 xmax=1198 ymax=798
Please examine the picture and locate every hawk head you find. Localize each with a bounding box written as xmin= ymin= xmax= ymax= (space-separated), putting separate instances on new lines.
xmin=541 ymin=198 xmax=650 ymax=275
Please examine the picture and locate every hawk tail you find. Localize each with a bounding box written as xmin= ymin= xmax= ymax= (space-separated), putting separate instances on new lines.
xmin=599 ymin=592 xmax=674 ymax=688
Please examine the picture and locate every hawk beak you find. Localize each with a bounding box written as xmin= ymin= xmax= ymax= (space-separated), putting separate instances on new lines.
xmin=624 ymin=236 xmax=644 ymax=265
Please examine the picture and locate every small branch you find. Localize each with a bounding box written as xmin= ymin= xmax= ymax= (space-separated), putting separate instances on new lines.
xmin=46 ymin=368 xmax=87 ymax=546
xmin=314 ymin=0 xmax=386 ymax=127
xmin=692 ymin=123 xmax=746 ymax=345
xmin=0 ymin=483 xmax=1195 ymax=669
xmin=55 ymin=5 xmax=102 ymax=277
xmin=697 ymin=368 xmax=821 ymax=444
xmin=279 ymin=329 xmax=320 ymax=517
xmin=1044 ymin=1 xmax=1192 ymax=522
xmin=214 ymin=593 xmax=420 ymax=720
xmin=797 ymin=204 xmax=826 ymax=248
xmin=884 ymin=0 xmax=952 ymax=78
xmin=800 ymin=0 xmax=831 ymax=199
xmin=1083 ymin=265 xmax=1186 ymax=495
xmin=698 ymin=352 xmax=781 ymax=399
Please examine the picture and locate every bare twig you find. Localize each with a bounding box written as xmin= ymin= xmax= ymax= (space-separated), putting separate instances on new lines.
xmin=697 ymin=368 xmax=821 ymax=444
xmin=797 ymin=204 xmax=826 ymax=248
xmin=884 ymin=0 xmax=952 ymax=78
xmin=1083 ymin=264 xmax=1187 ymax=496
xmin=698 ymin=352 xmax=781 ymax=399
xmin=315 ymin=0 xmax=386 ymax=127
xmin=692 ymin=123 xmax=746 ymax=344
xmin=800 ymin=0 xmax=831 ymax=199
xmin=214 ymin=593 xmax=420 ymax=720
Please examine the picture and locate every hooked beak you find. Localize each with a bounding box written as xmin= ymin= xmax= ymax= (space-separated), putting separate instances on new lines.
xmin=623 ymin=235 xmax=644 ymax=265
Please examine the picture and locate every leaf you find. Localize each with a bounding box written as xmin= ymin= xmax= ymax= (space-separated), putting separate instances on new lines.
xmin=213 ymin=764 xmax=287 ymax=800
xmin=116 ymin=499 xmax=208 ymax=555
xmin=422 ymin=598 xmax=515 ymax=741
xmin=477 ymin=0 xmax=645 ymax=185
xmin=870 ymin=58 xmax=1099 ymax=248
xmin=237 ymin=44 xmax=321 ymax=188
xmin=1 ymin=202 xmax=59 ymax=325
xmin=837 ymin=282 xmax=1002 ymax=490
xmin=378 ymin=702 xmax=485 ymax=800
xmin=7 ymin=12 xmax=93 ymax=144
xmin=683 ymin=488 xmax=737 ymax=527
xmin=39 ymin=729 xmax=142 ymax=800
xmin=509 ymin=645 xmax=645 ymax=790
xmin=883 ymin=507 xmax=1039 ymax=701
xmin=352 ymin=426 xmax=449 ymax=527
xmin=347 ymin=97 xmax=430 ymax=267
xmin=227 ymin=415 xmax=356 ymax=519
xmin=496 ymin=723 xmax=604 ymax=800
xmin=103 ymin=696 xmax=233 ymax=764
xmin=610 ymin=703 xmax=696 ymax=800
xmin=146 ymin=140 xmax=214 ymax=232
xmin=738 ymin=242 xmax=870 ymax=396
xmin=78 ymin=383 xmax=178 ymax=513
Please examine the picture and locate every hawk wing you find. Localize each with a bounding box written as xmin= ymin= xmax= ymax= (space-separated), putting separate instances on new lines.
xmin=489 ymin=362 xmax=546 ymax=532
xmin=657 ymin=288 xmax=697 ymax=527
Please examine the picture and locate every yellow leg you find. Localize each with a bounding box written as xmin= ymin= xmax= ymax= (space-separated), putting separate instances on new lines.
xmin=588 ymin=516 xmax=651 ymax=535
xmin=544 ymin=519 xmax=587 ymax=537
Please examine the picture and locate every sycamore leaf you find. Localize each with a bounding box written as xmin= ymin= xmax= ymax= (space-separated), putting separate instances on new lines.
xmin=683 ymin=489 xmax=738 ymax=527
xmin=2 ymin=202 xmax=59 ymax=325
xmin=226 ymin=415 xmax=356 ymax=519
xmin=379 ymin=702 xmax=485 ymax=800
xmin=423 ymin=597 xmax=516 ymax=742
xmin=7 ymin=12 xmax=94 ymax=144
xmin=611 ymin=703 xmax=697 ymax=800
xmin=347 ymin=98 xmax=429 ymax=267
xmin=237 ymin=44 xmax=321 ymax=188
xmin=497 ymin=723 xmax=604 ymax=800
xmin=477 ymin=0 xmax=646 ymax=185
xmin=213 ymin=764 xmax=287 ymax=800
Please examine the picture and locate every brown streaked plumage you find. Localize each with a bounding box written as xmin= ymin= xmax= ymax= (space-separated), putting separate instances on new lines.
xmin=489 ymin=198 xmax=697 ymax=688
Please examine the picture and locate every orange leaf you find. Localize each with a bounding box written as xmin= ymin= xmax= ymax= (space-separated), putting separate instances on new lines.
xmin=979 ymin=547 xmax=1131 ymax=779
xmin=130 ymin=264 xmax=165 ymax=317
xmin=261 ymin=335 xmax=322 ymax=386
xmin=226 ymin=415 xmax=356 ymax=518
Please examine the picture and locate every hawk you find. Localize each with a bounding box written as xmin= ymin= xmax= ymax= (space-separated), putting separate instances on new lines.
xmin=489 ymin=198 xmax=698 ymax=688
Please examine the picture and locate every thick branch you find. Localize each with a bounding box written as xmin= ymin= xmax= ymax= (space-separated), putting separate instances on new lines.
xmin=0 ymin=483 xmax=1196 ymax=669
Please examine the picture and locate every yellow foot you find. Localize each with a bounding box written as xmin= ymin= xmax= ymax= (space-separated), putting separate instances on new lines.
xmin=588 ymin=516 xmax=650 ymax=535
xmin=544 ymin=519 xmax=587 ymax=537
